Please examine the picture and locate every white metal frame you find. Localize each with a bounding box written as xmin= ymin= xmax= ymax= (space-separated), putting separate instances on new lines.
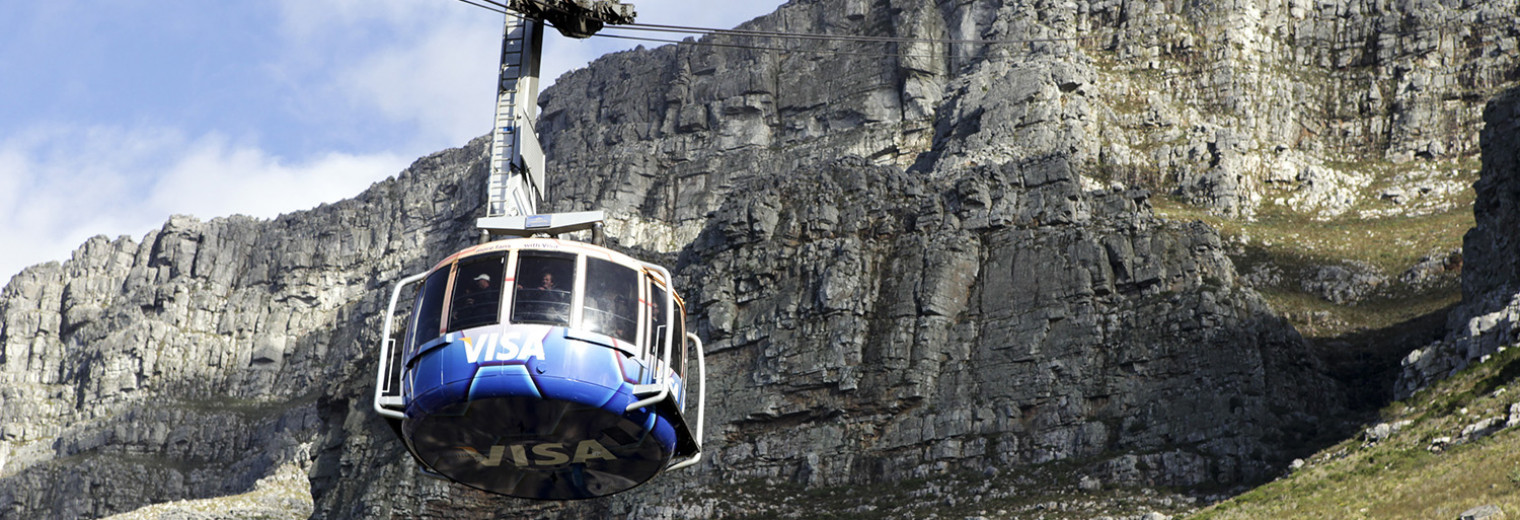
xmin=487 ymin=13 xmax=545 ymax=218
xmin=627 ymin=262 xmax=676 ymax=412
xmin=666 ymin=332 xmax=705 ymax=471
xmin=375 ymin=271 xmax=429 ymax=420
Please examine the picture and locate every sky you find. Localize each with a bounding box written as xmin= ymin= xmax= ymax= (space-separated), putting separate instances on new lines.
xmin=0 ymin=0 xmax=785 ymax=284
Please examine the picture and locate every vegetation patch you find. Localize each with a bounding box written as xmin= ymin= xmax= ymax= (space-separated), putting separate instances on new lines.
xmin=1191 ymin=343 xmax=1520 ymax=519
xmin=1154 ymin=192 xmax=1471 ymax=280
xmin=699 ymin=461 xmax=1199 ymax=520
xmin=1146 ymin=156 xmax=1476 ymax=414
xmin=1150 ymin=175 xmax=1472 ymax=337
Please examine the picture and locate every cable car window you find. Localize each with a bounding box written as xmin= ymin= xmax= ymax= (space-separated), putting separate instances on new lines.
xmin=512 ymin=251 xmax=576 ymax=325
xmin=583 ymin=258 xmax=638 ymax=343
xmin=412 ymin=267 xmax=452 ymax=351
xmin=649 ymin=283 xmax=669 ymax=362
xmin=448 ymin=254 xmax=505 ymax=332
xmin=392 ymin=288 xmax=416 ymax=387
xmin=674 ymin=303 xmax=687 ymax=376
xmin=402 ymin=286 xmax=421 ymax=359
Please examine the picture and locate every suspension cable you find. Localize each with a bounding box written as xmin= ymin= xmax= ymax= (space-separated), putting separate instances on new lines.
xmin=619 ymin=21 xmax=1102 ymax=46
xmin=447 ymin=0 xmax=1520 ymax=63
xmin=446 ymin=0 xmax=1101 ymax=47
xmin=453 ymin=0 xmax=507 ymax=15
xmin=591 ymin=31 xmax=960 ymax=60
xmin=464 ymin=0 xmax=511 ymax=11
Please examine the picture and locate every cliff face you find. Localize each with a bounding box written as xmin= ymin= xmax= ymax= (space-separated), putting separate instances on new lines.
xmin=1400 ymin=86 xmax=1520 ymax=395
xmin=668 ymin=157 xmax=1340 ymax=499
xmin=0 ymin=146 xmax=487 ymax=518
xmin=542 ymin=0 xmax=1519 ymax=220
xmin=2 ymin=0 xmax=1518 ymax=518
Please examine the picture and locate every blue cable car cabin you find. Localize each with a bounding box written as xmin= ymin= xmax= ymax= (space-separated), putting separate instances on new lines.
xmin=374 ymin=238 xmax=705 ymax=500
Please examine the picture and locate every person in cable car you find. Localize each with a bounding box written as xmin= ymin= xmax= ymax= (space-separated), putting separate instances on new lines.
xmin=451 ymin=267 xmax=502 ymax=330
xmin=513 ymin=256 xmax=575 ymax=324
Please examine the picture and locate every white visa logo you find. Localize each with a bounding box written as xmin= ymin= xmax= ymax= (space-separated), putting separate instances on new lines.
xmin=462 ymin=331 xmax=546 ymax=364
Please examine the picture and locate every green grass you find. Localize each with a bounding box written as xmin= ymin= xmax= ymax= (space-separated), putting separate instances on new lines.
xmin=1144 ymin=155 xmax=1477 ymax=414
xmin=1153 ymin=191 xmax=1472 ymax=279
xmin=1249 ymin=285 xmax=1460 ymax=338
xmin=1150 ymin=171 xmax=1474 ymax=341
xmin=1190 ymin=346 xmax=1520 ymax=520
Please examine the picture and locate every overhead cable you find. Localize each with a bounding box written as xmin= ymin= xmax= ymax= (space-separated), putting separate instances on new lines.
xmin=449 ymin=0 xmax=1519 ymax=61
xmin=591 ymin=31 xmax=956 ymax=60
xmin=452 ymin=0 xmax=508 ymax=14
xmin=620 ymin=21 xmax=1103 ymax=46
xmin=449 ymin=0 xmax=936 ymax=59
xmin=446 ymin=0 xmax=1098 ymax=47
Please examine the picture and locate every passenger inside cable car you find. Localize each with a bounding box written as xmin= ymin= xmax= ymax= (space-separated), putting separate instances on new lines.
xmin=451 ymin=265 xmax=502 ymax=330
xmin=584 ymin=257 xmax=639 ymax=343
xmin=513 ymin=251 xmax=575 ymax=324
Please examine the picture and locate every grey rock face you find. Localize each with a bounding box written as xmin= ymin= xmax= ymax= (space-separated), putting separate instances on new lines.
xmin=673 ymin=156 xmax=1339 ymax=496
xmin=2 ymin=0 xmax=1513 ymax=518
xmin=1400 ymin=86 xmax=1520 ymax=396
xmin=1463 ymin=87 xmax=1520 ymax=314
xmin=1300 ymin=261 xmax=1390 ymax=305
xmin=1461 ymin=504 xmax=1505 ymax=520
xmin=541 ymin=0 xmax=1520 ymax=220
xmin=0 ymin=144 xmax=490 ymax=518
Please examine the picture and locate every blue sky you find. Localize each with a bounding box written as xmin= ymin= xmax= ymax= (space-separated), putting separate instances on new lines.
xmin=0 ymin=0 xmax=783 ymax=283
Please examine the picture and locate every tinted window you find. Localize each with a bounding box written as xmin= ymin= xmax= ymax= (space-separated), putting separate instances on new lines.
xmin=512 ymin=252 xmax=577 ymax=325
xmin=649 ymin=283 xmax=669 ymax=363
xmin=674 ymin=302 xmax=687 ymax=376
xmin=448 ymin=254 xmax=505 ymax=332
xmin=583 ymin=258 xmax=639 ymax=343
xmin=402 ymin=285 xmax=421 ymax=359
xmin=411 ymin=268 xmax=451 ymax=350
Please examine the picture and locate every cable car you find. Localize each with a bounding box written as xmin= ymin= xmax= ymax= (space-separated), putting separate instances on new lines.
xmin=372 ymin=234 xmax=705 ymax=499
xmin=369 ymin=0 xmax=700 ymax=500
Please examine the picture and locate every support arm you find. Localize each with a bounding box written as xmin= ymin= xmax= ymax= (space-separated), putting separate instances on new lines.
xmin=507 ymin=0 xmax=636 ymax=38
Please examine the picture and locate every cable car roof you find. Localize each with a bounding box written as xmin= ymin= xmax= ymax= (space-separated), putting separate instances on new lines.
xmin=427 ymin=237 xmax=677 ymax=285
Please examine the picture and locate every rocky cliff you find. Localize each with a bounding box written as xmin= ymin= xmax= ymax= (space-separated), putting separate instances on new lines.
xmin=543 ymin=0 xmax=1519 ymax=221
xmin=1400 ymin=85 xmax=1520 ymax=395
xmin=0 ymin=145 xmax=488 ymax=518
xmin=3 ymin=0 xmax=1519 ymax=519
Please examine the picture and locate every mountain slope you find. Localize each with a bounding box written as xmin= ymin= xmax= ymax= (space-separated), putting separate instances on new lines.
xmin=2 ymin=1 xmax=1519 ymax=519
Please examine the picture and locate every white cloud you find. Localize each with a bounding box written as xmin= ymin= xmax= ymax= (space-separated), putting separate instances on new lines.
xmin=145 ymin=135 xmax=408 ymax=221
xmin=264 ymin=0 xmax=502 ymax=153
xmin=273 ymin=0 xmax=461 ymax=42
xmin=0 ymin=0 xmax=787 ymax=285
xmin=0 ymin=125 xmax=407 ymax=284
xmin=267 ymin=0 xmax=788 ymax=149
xmin=335 ymin=16 xmax=500 ymax=148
